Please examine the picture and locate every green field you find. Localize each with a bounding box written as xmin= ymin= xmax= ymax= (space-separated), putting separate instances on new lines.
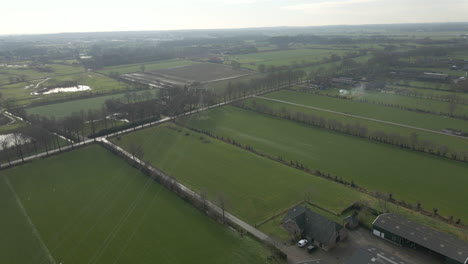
xmin=97 ymin=59 xmax=199 ymax=75
xmin=1 ymin=73 xmax=133 ymax=106
xmin=357 ymin=91 xmax=468 ymax=116
xmin=387 ymin=85 xmax=468 ymax=101
xmin=242 ymin=97 xmax=468 ymax=154
xmin=391 ymin=80 xmax=453 ymax=91
xmin=203 ymin=73 xmax=265 ymax=93
xmin=26 ymin=89 xmax=157 ymax=119
xmin=0 ymin=145 xmax=278 ymax=264
xmin=228 ymin=49 xmax=348 ymax=70
xmin=0 ymin=64 xmax=84 ymax=86
xmin=112 ymin=123 xmax=364 ymax=223
xmin=184 ymin=106 xmax=468 ymax=222
xmin=296 ymin=54 xmax=372 ymax=74
xmin=265 ymin=90 xmax=468 ymax=132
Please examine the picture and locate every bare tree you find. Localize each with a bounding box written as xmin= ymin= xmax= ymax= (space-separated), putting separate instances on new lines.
xmin=303 ymin=187 xmax=314 ymax=204
xmin=1 ymin=140 xmax=11 ymax=166
xmin=447 ymin=102 xmax=457 ymax=117
xmin=11 ymin=132 xmax=25 ymax=162
xmin=216 ymin=193 xmax=228 ymax=224
xmin=200 ymin=187 xmax=208 ymax=213
xmin=128 ymin=142 xmax=144 ymax=162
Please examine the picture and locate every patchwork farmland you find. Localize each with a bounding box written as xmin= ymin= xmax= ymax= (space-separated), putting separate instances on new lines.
xmin=2 ymin=25 xmax=468 ymax=264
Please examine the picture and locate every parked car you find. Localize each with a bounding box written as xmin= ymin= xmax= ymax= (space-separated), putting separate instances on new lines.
xmin=297 ymin=239 xmax=308 ymax=248
xmin=307 ymin=245 xmax=317 ymax=253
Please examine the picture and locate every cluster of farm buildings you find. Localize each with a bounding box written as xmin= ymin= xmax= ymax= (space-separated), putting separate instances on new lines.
xmin=281 ymin=206 xmax=468 ymax=264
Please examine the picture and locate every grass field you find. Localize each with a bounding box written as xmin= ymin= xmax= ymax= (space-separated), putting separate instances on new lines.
xmin=228 ymin=49 xmax=348 ymax=70
xmin=1 ymin=73 xmax=134 ymax=106
xmin=0 ymin=64 xmax=84 ymax=86
xmin=0 ymin=145 xmax=278 ymax=264
xmin=387 ymin=85 xmax=468 ymax=101
xmin=402 ymin=66 xmax=465 ymax=76
xmin=243 ymin=97 xmax=468 ymax=154
xmin=265 ymin=90 xmax=468 ymax=132
xmin=355 ymin=91 xmax=468 ymax=116
xmin=297 ymin=54 xmax=372 ymax=74
xmin=97 ymin=59 xmax=199 ymax=75
xmin=112 ymin=123 xmax=363 ymax=223
xmin=391 ymin=80 xmax=453 ymax=91
xmin=25 ymin=89 xmax=157 ymax=119
xmin=202 ymin=73 xmax=265 ymax=93
xmin=185 ymin=106 xmax=468 ymax=222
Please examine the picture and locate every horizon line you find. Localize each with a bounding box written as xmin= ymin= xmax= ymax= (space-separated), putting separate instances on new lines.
xmin=2 ymin=21 xmax=468 ymax=37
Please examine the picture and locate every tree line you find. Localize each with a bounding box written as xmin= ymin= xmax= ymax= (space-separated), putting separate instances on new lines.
xmin=235 ymin=100 xmax=468 ymax=163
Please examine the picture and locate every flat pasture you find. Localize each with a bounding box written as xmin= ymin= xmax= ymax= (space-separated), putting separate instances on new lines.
xmin=355 ymin=91 xmax=468 ymax=116
xmin=265 ymin=90 xmax=468 ymax=132
xmin=1 ymin=73 xmax=132 ymax=106
xmin=0 ymin=64 xmax=84 ymax=86
xmin=229 ymin=48 xmax=348 ymax=70
xmin=243 ymin=97 xmax=468 ymax=154
xmin=0 ymin=145 xmax=276 ymax=264
xmin=202 ymin=73 xmax=265 ymax=93
xmin=185 ymin=106 xmax=468 ymax=222
xmin=25 ymin=89 xmax=157 ymax=119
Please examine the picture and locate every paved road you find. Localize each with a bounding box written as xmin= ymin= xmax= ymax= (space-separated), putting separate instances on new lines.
xmin=255 ymin=96 xmax=468 ymax=140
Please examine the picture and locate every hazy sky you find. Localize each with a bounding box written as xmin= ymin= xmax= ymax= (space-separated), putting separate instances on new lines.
xmin=2 ymin=0 xmax=467 ymax=35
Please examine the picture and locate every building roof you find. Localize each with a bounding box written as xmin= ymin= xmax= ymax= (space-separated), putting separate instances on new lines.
xmin=282 ymin=205 xmax=343 ymax=243
xmin=345 ymin=246 xmax=408 ymax=264
xmin=373 ymin=214 xmax=468 ymax=264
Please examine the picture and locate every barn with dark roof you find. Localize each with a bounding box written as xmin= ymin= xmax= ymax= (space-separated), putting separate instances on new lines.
xmin=281 ymin=205 xmax=346 ymax=251
xmin=372 ymin=213 xmax=468 ymax=264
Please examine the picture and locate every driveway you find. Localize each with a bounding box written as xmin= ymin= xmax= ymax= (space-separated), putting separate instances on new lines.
xmin=284 ymin=227 xmax=445 ymax=264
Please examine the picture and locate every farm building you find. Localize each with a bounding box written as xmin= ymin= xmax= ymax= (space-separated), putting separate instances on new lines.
xmin=281 ymin=205 xmax=347 ymax=251
xmin=345 ymin=246 xmax=408 ymax=264
xmin=372 ymin=214 xmax=468 ymax=264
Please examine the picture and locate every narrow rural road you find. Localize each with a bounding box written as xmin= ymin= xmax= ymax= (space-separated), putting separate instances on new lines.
xmin=255 ymin=96 xmax=468 ymax=140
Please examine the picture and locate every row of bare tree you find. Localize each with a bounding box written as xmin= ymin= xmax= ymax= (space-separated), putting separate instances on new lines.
xmin=237 ymin=100 xmax=468 ymax=162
